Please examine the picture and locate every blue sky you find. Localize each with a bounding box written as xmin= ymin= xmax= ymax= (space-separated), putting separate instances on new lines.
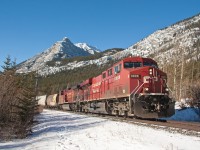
xmin=0 ymin=0 xmax=200 ymax=69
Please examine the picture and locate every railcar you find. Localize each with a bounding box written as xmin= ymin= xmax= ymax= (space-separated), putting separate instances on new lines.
xmin=59 ymin=56 xmax=174 ymax=118
xmin=46 ymin=94 xmax=59 ymax=108
xmin=35 ymin=95 xmax=46 ymax=113
xmin=36 ymin=95 xmax=47 ymax=106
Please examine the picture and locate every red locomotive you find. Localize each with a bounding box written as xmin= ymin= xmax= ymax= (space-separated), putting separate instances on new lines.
xmin=54 ymin=56 xmax=174 ymax=118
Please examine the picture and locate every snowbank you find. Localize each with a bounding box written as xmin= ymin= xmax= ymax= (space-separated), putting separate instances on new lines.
xmin=0 ymin=109 xmax=199 ymax=150
xmin=167 ymin=107 xmax=200 ymax=122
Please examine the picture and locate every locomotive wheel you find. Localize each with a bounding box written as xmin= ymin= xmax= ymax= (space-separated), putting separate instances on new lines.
xmin=69 ymin=103 xmax=75 ymax=111
xmin=105 ymin=101 xmax=113 ymax=114
xmin=79 ymin=105 xmax=83 ymax=112
xmin=115 ymin=110 xmax=119 ymax=117
xmin=124 ymin=111 xmax=128 ymax=118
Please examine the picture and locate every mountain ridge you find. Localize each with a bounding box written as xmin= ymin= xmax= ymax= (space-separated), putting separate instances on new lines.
xmin=17 ymin=13 xmax=200 ymax=76
xmin=75 ymin=43 xmax=101 ymax=54
xmin=17 ymin=37 xmax=101 ymax=73
xmin=111 ymin=13 xmax=200 ymax=65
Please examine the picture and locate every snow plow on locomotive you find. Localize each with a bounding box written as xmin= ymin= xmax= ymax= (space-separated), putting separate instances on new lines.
xmin=39 ymin=56 xmax=175 ymax=118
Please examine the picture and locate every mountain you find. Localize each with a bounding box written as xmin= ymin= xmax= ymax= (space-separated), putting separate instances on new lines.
xmin=17 ymin=37 xmax=100 ymax=73
xmin=112 ymin=13 xmax=200 ymax=66
xmin=24 ymin=13 xmax=199 ymax=96
xmin=17 ymin=13 xmax=200 ymax=77
xmin=75 ymin=43 xmax=100 ymax=54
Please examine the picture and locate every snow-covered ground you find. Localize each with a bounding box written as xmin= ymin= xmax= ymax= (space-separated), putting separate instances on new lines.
xmin=0 ymin=110 xmax=200 ymax=150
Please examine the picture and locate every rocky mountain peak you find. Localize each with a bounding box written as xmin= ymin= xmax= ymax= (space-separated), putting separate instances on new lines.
xmin=62 ymin=37 xmax=69 ymax=41
xmin=16 ymin=37 xmax=98 ymax=73
xmin=75 ymin=43 xmax=100 ymax=54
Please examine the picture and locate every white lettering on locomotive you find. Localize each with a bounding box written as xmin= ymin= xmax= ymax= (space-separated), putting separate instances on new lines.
xmin=143 ymin=76 xmax=150 ymax=83
xmin=92 ymin=82 xmax=101 ymax=87
xmin=93 ymin=89 xmax=99 ymax=93
xmin=114 ymin=75 xmax=120 ymax=81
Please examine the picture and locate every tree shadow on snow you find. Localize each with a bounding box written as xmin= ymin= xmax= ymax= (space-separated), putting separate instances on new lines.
xmin=0 ymin=112 xmax=106 ymax=149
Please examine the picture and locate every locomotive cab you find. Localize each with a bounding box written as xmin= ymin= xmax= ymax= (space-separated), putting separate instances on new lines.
xmin=123 ymin=57 xmax=174 ymax=118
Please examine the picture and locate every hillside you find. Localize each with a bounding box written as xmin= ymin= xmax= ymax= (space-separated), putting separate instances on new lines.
xmin=17 ymin=14 xmax=200 ymax=75
xmin=17 ymin=13 xmax=200 ymax=99
xmin=118 ymin=13 xmax=200 ymax=65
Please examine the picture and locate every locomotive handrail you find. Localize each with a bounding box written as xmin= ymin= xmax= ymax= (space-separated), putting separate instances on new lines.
xmin=130 ymin=80 xmax=143 ymax=96
xmin=133 ymin=82 xmax=145 ymax=96
xmin=129 ymin=80 xmax=144 ymax=114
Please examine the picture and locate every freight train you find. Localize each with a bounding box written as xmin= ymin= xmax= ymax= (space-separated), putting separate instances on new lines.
xmin=37 ymin=56 xmax=175 ymax=118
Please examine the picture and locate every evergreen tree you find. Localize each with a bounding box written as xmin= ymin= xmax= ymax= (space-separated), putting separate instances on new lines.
xmin=0 ymin=56 xmax=37 ymax=140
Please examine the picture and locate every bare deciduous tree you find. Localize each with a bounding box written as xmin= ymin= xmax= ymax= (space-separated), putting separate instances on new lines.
xmin=187 ymin=84 xmax=200 ymax=107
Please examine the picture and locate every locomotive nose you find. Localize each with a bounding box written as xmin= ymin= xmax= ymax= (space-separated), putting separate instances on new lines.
xmin=142 ymin=67 xmax=168 ymax=94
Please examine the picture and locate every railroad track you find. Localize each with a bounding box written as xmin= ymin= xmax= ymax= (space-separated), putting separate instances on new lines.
xmin=92 ymin=114 xmax=200 ymax=137
xmin=46 ymin=108 xmax=200 ymax=137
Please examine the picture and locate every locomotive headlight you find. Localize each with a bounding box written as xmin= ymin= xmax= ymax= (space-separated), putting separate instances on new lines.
xmin=165 ymin=88 xmax=169 ymax=92
xmin=144 ymin=88 xmax=149 ymax=91
xmin=149 ymin=69 xmax=153 ymax=75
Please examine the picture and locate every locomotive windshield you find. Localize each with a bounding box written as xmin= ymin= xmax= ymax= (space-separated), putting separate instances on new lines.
xmin=143 ymin=61 xmax=158 ymax=68
xmin=124 ymin=61 xmax=158 ymax=68
xmin=124 ymin=62 xmax=142 ymax=68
